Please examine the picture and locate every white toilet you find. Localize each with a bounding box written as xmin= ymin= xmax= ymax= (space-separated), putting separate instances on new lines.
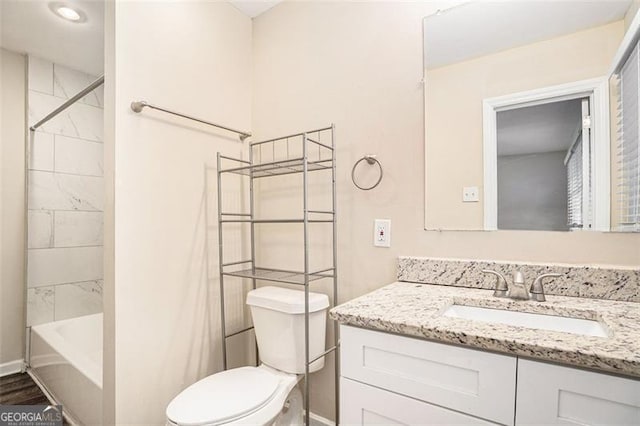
xmin=166 ymin=286 xmax=329 ymax=426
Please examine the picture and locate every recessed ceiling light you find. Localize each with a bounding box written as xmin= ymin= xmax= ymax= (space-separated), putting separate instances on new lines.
xmin=56 ymin=6 xmax=80 ymax=21
xmin=49 ymin=3 xmax=85 ymax=23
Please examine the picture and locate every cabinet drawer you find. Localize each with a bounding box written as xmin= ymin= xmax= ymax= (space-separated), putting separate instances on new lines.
xmin=340 ymin=325 xmax=516 ymax=426
xmin=516 ymin=359 xmax=640 ymax=425
xmin=341 ymin=377 xmax=499 ymax=425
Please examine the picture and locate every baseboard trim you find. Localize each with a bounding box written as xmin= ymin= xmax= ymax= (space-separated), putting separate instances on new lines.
xmin=310 ymin=412 xmax=335 ymax=426
xmin=0 ymin=359 xmax=24 ymax=377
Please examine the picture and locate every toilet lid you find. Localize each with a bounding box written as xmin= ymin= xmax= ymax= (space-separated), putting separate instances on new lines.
xmin=166 ymin=367 xmax=280 ymax=426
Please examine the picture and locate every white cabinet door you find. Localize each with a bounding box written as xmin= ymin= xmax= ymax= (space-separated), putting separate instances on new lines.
xmin=516 ymin=359 xmax=640 ymax=425
xmin=341 ymin=377 xmax=500 ymax=426
xmin=340 ymin=325 xmax=517 ymax=425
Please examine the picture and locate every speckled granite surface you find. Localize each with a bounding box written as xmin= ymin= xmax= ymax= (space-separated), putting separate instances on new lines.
xmin=397 ymin=257 xmax=640 ymax=303
xmin=330 ymin=282 xmax=640 ymax=377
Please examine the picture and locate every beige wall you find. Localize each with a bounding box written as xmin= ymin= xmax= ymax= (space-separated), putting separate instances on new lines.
xmin=104 ymin=2 xmax=252 ymax=423
xmin=101 ymin=2 xmax=640 ymax=423
xmin=425 ymin=21 xmax=623 ymax=230
xmin=253 ymin=3 xmax=640 ymax=420
xmin=0 ymin=48 xmax=26 ymax=366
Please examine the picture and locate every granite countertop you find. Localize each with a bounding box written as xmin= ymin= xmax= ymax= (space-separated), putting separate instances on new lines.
xmin=330 ymin=282 xmax=640 ymax=378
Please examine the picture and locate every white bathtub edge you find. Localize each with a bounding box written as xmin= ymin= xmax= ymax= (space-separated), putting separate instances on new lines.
xmin=30 ymin=319 xmax=103 ymax=425
xmin=27 ymin=369 xmax=81 ymax=426
xmin=31 ymin=314 xmax=102 ymax=388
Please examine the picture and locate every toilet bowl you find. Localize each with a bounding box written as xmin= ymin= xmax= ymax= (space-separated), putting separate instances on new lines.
xmin=166 ymin=365 xmax=301 ymax=426
xmin=166 ymin=286 xmax=329 ymax=426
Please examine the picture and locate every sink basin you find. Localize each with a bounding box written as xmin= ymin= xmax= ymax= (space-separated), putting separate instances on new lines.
xmin=442 ymin=305 xmax=608 ymax=338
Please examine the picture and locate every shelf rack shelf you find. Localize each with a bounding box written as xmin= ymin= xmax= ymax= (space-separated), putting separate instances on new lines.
xmin=220 ymin=157 xmax=333 ymax=178
xmin=223 ymin=266 xmax=334 ymax=286
xmin=220 ymin=218 xmax=334 ymax=224
xmin=216 ymin=125 xmax=339 ymax=425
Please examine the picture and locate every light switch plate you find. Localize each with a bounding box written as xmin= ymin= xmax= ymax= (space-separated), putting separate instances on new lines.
xmin=463 ymin=186 xmax=479 ymax=202
xmin=374 ymin=219 xmax=391 ymax=247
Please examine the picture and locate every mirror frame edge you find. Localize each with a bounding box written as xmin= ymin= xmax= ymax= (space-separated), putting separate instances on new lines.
xmin=481 ymin=78 xmax=611 ymax=232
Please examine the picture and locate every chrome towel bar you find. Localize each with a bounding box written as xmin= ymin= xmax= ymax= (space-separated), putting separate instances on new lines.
xmin=130 ymin=100 xmax=251 ymax=141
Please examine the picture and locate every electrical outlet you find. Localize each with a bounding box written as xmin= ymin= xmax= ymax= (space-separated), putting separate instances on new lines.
xmin=463 ymin=186 xmax=479 ymax=202
xmin=374 ymin=219 xmax=391 ymax=247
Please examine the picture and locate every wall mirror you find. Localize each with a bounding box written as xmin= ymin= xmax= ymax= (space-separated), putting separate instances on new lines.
xmin=423 ymin=0 xmax=638 ymax=232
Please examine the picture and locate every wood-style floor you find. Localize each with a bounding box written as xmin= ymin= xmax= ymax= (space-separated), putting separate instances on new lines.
xmin=0 ymin=372 xmax=50 ymax=405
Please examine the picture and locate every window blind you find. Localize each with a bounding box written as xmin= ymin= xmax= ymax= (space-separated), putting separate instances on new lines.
xmin=567 ymin=138 xmax=583 ymax=228
xmin=618 ymin=41 xmax=640 ymax=231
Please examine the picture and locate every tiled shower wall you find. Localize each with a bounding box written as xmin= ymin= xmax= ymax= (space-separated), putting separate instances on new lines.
xmin=26 ymin=56 xmax=104 ymax=326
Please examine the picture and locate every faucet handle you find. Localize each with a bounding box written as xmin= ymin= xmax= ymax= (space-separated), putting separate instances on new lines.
xmin=530 ymin=273 xmax=562 ymax=302
xmin=482 ymin=269 xmax=508 ymax=298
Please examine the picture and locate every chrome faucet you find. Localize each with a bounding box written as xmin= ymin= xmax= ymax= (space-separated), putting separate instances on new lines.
xmin=482 ymin=269 xmax=528 ymax=300
xmin=508 ymin=271 xmax=530 ymax=300
xmin=483 ymin=269 xmax=562 ymax=302
xmin=530 ymin=273 xmax=562 ymax=302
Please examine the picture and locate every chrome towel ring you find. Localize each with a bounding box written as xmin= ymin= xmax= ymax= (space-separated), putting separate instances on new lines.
xmin=351 ymin=155 xmax=383 ymax=190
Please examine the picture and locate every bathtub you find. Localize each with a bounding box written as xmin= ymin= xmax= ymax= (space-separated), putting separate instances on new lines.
xmin=30 ymin=313 xmax=102 ymax=425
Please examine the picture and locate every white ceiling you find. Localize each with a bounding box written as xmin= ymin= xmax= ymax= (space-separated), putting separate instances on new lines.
xmin=229 ymin=1 xmax=282 ymax=18
xmin=0 ymin=0 xmax=279 ymax=76
xmin=0 ymin=0 xmax=104 ymax=75
xmin=497 ymin=99 xmax=583 ymax=157
xmin=425 ymin=0 xmax=633 ymax=69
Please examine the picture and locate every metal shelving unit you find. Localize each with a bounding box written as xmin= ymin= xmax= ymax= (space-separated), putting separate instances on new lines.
xmin=217 ymin=125 xmax=339 ymax=425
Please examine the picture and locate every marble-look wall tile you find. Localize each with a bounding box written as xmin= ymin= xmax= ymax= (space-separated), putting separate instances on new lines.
xmin=54 ymin=135 xmax=103 ymax=176
xmin=28 ymin=171 xmax=103 ymax=211
xmin=397 ymin=257 xmax=640 ymax=303
xmin=27 ymin=287 xmax=54 ymax=326
xmin=28 ymin=210 xmax=53 ymax=249
xmin=54 ymin=211 xmax=103 ymax=247
xmin=27 ymin=246 xmax=103 ymax=288
xmin=54 ymin=280 xmax=103 ymax=320
xmin=28 ymin=56 xmax=53 ymax=95
xmin=53 ymin=64 xmax=102 ymax=108
xmin=27 ymin=57 xmax=104 ymax=325
xmin=28 ymin=92 xmax=103 ymax=142
xmin=29 ymin=132 xmax=54 ymax=171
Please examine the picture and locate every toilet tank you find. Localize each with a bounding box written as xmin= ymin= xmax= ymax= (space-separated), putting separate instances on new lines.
xmin=246 ymin=286 xmax=329 ymax=374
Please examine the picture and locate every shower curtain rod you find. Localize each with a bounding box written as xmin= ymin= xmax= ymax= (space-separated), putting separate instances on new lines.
xmin=30 ymin=75 xmax=105 ymax=131
xmin=130 ymin=100 xmax=252 ymax=141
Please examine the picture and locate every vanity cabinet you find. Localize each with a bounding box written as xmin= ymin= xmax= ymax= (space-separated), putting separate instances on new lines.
xmin=340 ymin=325 xmax=516 ymax=425
xmin=340 ymin=325 xmax=640 ymax=426
xmin=516 ymin=359 xmax=640 ymax=425
xmin=341 ymin=377 xmax=497 ymax=425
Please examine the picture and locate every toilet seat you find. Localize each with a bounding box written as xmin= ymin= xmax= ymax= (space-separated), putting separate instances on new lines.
xmin=166 ymin=365 xmax=299 ymax=426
